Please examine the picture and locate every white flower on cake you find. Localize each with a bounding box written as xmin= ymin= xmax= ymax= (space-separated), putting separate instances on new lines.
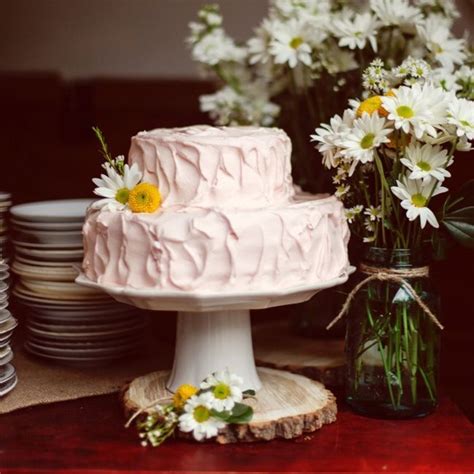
xmin=391 ymin=176 xmax=447 ymax=228
xmin=333 ymin=12 xmax=379 ymax=52
xmin=370 ymin=0 xmax=421 ymax=30
xmin=178 ymin=392 xmax=226 ymax=441
xmin=92 ymin=161 xmax=142 ymax=211
xmin=417 ymin=16 xmax=466 ymax=72
xmin=200 ymin=368 xmax=244 ymax=412
xmin=339 ymin=112 xmax=391 ymax=164
xmin=381 ymin=83 xmax=448 ymax=139
xmin=269 ymin=19 xmax=312 ymax=68
xmin=447 ymin=97 xmax=474 ymax=140
xmin=400 ymin=143 xmax=451 ymax=183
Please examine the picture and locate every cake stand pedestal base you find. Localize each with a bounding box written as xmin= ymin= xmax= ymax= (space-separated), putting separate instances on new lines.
xmin=123 ymin=367 xmax=337 ymax=444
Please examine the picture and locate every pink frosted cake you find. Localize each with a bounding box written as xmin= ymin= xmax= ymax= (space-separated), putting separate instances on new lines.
xmin=82 ymin=126 xmax=350 ymax=292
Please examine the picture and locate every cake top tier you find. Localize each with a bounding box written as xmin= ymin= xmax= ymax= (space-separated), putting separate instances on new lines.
xmin=128 ymin=125 xmax=294 ymax=209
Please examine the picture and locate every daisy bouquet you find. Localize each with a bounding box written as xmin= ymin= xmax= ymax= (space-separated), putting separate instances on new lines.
xmin=312 ymin=60 xmax=473 ymax=416
xmin=128 ymin=369 xmax=255 ymax=447
xmin=188 ymin=0 xmax=470 ymax=192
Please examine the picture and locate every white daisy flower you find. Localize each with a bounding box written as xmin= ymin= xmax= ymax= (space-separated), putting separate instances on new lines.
xmin=335 ymin=184 xmax=351 ymax=199
xmin=247 ymin=19 xmax=275 ymax=65
xmin=370 ymin=0 xmax=422 ymax=31
xmin=333 ymin=12 xmax=379 ymax=52
xmin=400 ymin=142 xmax=451 ymax=183
xmin=191 ymin=29 xmax=246 ymax=66
xmin=417 ymin=16 xmax=466 ymax=72
xmin=364 ymin=205 xmax=383 ymax=221
xmin=178 ymin=392 xmax=226 ymax=441
xmin=200 ymin=368 xmax=244 ymax=412
xmin=447 ymin=97 xmax=474 ymax=140
xmin=339 ymin=113 xmax=392 ymax=164
xmin=345 ymin=205 xmax=364 ymax=223
xmin=92 ymin=162 xmax=142 ymax=211
xmin=381 ymin=83 xmax=449 ymax=139
xmin=269 ymin=19 xmax=312 ymax=68
xmin=391 ymin=176 xmax=447 ymax=228
xmin=311 ymin=109 xmax=355 ymax=169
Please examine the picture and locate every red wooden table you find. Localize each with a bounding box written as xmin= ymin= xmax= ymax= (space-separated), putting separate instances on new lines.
xmin=0 ymin=392 xmax=473 ymax=473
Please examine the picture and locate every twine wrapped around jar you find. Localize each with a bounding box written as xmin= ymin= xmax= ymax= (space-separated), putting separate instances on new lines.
xmin=326 ymin=263 xmax=444 ymax=331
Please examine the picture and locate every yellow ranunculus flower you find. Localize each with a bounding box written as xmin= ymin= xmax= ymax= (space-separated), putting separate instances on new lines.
xmin=356 ymin=96 xmax=388 ymax=118
xmin=173 ymin=384 xmax=198 ymax=408
xmin=128 ymin=183 xmax=161 ymax=213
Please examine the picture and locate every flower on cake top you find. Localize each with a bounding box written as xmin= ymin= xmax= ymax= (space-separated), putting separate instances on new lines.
xmin=92 ymin=161 xmax=142 ymax=211
xmin=91 ymin=127 xmax=161 ymax=214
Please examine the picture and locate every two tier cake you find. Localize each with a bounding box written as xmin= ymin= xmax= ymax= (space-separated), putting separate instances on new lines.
xmin=82 ymin=126 xmax=349 ymax=292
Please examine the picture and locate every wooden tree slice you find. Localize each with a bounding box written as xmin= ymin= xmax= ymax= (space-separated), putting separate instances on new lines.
xmin=253 ymin=323 xmax=346 ymax=387
xmin=123 ymin=367 xmax=337 ymax=444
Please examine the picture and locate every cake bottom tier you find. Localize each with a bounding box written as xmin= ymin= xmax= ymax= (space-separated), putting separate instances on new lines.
xmin=82 ymin=195 xmax=350 ymax=292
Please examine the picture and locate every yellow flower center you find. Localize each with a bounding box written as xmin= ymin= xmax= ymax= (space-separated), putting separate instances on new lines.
xmin=360 ymin=133 xmax=375 ymax=149
xmin=213 ymin=383 xmax=231 ymax=400
xmin=193 ymin=405 xmax=211 ymax=423
xmin=396 ymin=105 xmax=414 ymax=119
xmin=115 ymin=187 xmax=130 ymax=205
xmin=460 ymin=119 xmax=471 ymax=128
xmin=128 ymin=183 xmax=161 ymax=213
xmin=418 ymin=161 xmax=431 ymax=171
xmin=290 ymin=37 xmax=303 ymax=49
xmin=411 ymin=193 xmax=427 ymax=207
xmin=173 ymin=384 xmax=198 ymax=409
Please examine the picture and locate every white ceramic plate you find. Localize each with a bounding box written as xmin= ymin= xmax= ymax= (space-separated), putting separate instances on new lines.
xmin=19 ymin=280 xmax=104 ymax=298
xmin=27 ymin=317 xmax=144 ymax=334
xmin=14 ymin=246 xmax=84 ymax=261
xmin=11 ymin=218 xmax=83 ymax=231
xmin=29 ymin=305 xmax=136 ymax=319
xmin=26 ymin=320 xmax=146 ymax=340
xmin=76 ymin=267 xmax=356 ymax=312
xmin=26 ymin=339 xmax=140 ymax=357
xmin=14 ymin=255 xmax=79 ymax=268
xmin=13 ymin=240 xmax=82 ymax=250
xmin=12 ymin=262 xmax=77 ymax=282
xmin=0 ymin=192 xmax=12 ymax=201
xmin=0 ymin=318 xmax=18 ymax=336
xmin=13 ymin=287 xmax=112 ymax=307
xmin=0 ymin=310 xmax=12 ymax=324
xmin=0 ymin=346 xmax=13 ymax=366
xmin=10 ymin=199 xmax=94 ymax=223
xmin=0 ymin=363 xmax=14 ymax=383
xmin=0 ymin=374 xmax=17 ymax=397
xmin=12 ymin=229 xmax=82 ymax=246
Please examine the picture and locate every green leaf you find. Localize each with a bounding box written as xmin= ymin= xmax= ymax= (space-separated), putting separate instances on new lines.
xmin=440 ymin=181 xmax=474 ymax=249
xmin=226 ymin=403 xmax=254 ymax=424
xmin=210 ymin=409 xmax=232 ymax=421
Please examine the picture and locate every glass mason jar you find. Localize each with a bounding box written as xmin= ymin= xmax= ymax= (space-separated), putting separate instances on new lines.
xmin=346 ymin=247 xmax=441 ymax=419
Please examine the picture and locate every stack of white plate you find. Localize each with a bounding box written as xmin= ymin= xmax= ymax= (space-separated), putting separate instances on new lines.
xmin=0 ymin=259 xmax=18 ymax=398
xmin=10 ymin=199 xmax=147 ymax=367
xmin=0 ymin=192 xmax=12 ymax=259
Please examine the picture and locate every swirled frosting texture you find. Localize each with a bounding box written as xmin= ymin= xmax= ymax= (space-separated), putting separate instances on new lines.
xmin=128 ymin=125 xmax=294 ymax=209
xmin=82 ymin=195 xmax=349 ymax=292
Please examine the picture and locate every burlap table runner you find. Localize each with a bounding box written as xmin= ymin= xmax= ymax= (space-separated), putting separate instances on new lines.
xmin=0 ymin=336 xmax=174 ymax=414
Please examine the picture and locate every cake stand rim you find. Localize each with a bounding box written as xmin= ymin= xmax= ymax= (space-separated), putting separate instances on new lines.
xmin=75 ymin=266 xmax=355 ymax=306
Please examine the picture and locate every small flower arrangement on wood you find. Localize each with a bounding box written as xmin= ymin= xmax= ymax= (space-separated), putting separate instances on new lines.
xmin=91 ymin=127 xmax=161 ymax=213
xmin=127 ymin=369 xmax=255 ymax=447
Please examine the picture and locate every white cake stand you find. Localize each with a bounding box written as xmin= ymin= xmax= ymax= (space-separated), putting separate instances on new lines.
xmin=76 ymin=271 xmax=352 ymax=392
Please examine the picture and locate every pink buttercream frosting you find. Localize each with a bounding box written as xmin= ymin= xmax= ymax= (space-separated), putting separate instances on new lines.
xmin=82 ymin=126 xmax=350 ymax=292
xmin=128 ymin=125 xmax=294 ymax=209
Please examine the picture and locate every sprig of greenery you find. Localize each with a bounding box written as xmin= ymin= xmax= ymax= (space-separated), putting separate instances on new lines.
xmin=92 ymin=126 xmax=125 ymax=175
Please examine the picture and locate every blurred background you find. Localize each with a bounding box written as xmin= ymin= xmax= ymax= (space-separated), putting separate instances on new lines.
xmin=1 ymin=0 xmax=473 ymax=418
